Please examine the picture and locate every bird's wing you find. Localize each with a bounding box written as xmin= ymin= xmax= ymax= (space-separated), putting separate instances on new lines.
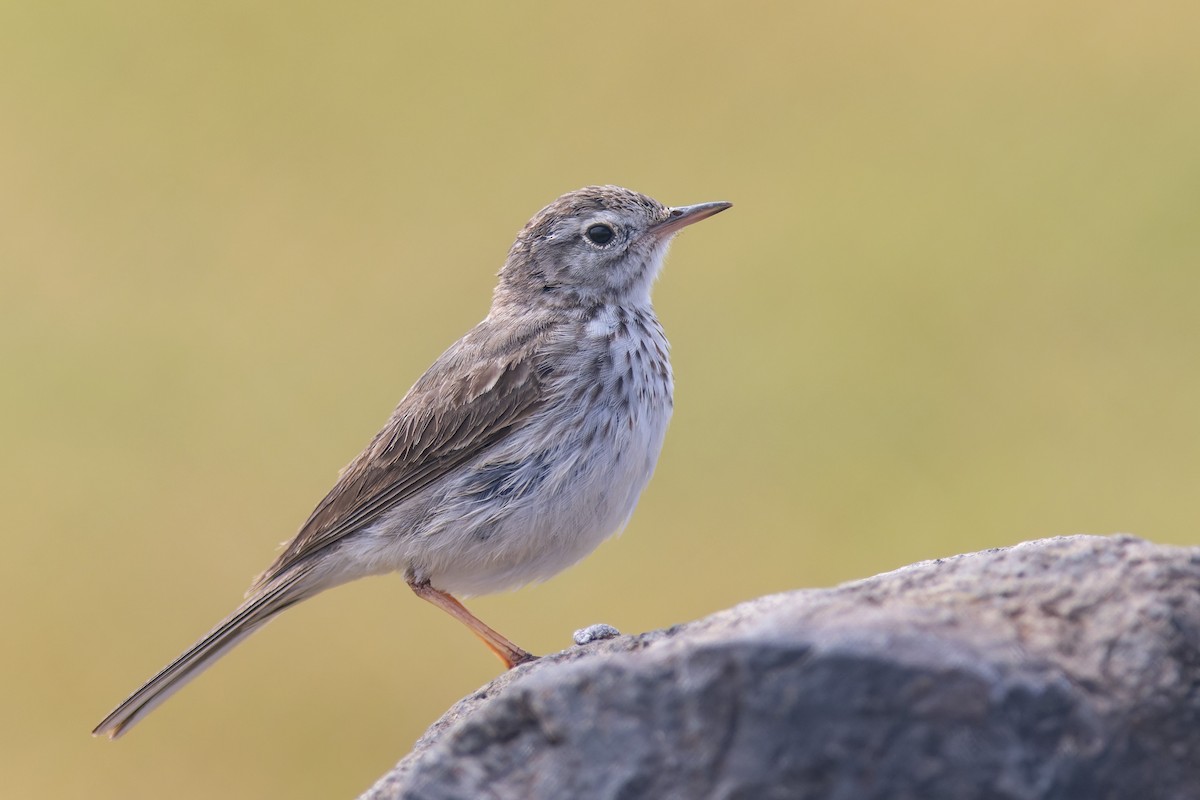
xmin=253 ymin=322 xmax=551 ymax=588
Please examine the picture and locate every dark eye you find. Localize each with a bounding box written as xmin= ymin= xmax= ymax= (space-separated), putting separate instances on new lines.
xmin=585 ymin=224 xmax=615 ymax=246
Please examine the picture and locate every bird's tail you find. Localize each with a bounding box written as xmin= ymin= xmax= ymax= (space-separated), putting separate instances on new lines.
xmin=92 ymin=566 xmax=318 ymax=739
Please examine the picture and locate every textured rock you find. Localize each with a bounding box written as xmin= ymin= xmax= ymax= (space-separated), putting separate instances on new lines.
xmin=361 ymin=535 xmax=1200 ymax=800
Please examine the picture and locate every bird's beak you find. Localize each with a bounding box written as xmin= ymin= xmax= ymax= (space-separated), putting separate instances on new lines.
xmin=650 ymin=200 xmax=733 ymax=237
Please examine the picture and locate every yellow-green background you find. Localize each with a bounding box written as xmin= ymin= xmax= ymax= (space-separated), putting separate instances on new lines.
xmin=4 ymin=2 xmax=1198 ymax=797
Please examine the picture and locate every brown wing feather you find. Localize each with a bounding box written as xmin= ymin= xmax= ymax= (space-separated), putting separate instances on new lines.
xmin=253 ymin=320 xmax=551 ymax=588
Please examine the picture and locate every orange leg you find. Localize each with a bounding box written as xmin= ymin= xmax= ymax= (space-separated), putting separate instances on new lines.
xmin=409 ymin=581 xmax=537 ymax=668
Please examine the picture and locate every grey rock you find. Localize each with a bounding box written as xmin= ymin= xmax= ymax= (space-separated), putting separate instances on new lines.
xmin=572 ymin=623 xmax=621 ymax=645
xmin=361 ymin=535 xmax=1200 ymax=800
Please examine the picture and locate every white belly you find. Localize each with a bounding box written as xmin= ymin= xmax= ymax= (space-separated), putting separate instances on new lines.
xmin=368 ymin=305 xmax=674 ymax=597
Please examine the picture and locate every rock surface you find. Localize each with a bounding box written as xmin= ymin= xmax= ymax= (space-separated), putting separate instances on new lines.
xmin=361 ymin=535 xmax=1200 ymax=800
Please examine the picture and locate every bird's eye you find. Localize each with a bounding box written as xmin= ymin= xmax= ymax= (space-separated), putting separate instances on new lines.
xmin=584 ymin=224 xmax=615 ymax=246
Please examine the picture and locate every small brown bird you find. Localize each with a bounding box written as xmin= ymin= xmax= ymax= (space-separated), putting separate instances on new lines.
xmin=93 ymin=185 xmax=731 ymax=738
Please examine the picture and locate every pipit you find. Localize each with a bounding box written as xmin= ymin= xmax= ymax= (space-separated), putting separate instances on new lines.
xmin=93 ymin=185 xmax=731 ymax=738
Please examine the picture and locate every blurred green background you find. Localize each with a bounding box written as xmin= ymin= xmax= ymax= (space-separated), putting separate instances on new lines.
xmin=3 ymin=1 xmax=1198 ymax=797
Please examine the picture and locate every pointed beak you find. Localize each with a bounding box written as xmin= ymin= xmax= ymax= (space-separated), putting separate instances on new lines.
xmin=650 ymin=200 xmax=733 ymax=237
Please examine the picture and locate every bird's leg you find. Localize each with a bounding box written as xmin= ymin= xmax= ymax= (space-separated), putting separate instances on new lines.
xmin=408 ymin=581 xmax=537 ymax=668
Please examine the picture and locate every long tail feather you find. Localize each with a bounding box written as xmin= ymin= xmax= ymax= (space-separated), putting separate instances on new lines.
xmin=93 ymin=567 xmax=316 ymax=739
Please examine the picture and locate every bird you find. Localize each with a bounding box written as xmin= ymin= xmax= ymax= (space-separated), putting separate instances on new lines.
xmin=93 ymin=185 xmax=731 ymax=739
